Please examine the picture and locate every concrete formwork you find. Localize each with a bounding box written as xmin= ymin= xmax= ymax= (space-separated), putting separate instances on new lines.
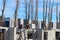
xmin=0 ymin=27 xmax=60 ymax=40
xmin=0 ymin=27 xmax=16 ymax=40
xmin=0 ymin=27 xmax=8 ymax=40
xmin=42 ymin=30 xmax=55 ymax=40
xmin=23 ymin=29 xmax=43 ymax=40
xmin=41 ymin=29 xmax=60 ymax=40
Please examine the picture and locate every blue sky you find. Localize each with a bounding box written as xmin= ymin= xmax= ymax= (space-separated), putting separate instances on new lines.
xmin=0 ymin=0 xmax=60 ymax=22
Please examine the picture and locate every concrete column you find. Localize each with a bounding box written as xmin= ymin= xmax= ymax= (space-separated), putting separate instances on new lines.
xmin=53 ymin=22 xmax=56 ymax=29
xmin=5 ymin=28 xmax=8 ymax=40
xmin=32 ymin=24 xmax=35 ymax=29
xmin=38 ymin=21 xmax=41 ymax=29
xmin=24 ymin=28 xmax=26 ymax=40
xmin=10 ymin=27 xmax=16 ymax=40
xmin=42 ymin=30 xmax=44 ymax=40
xmin=9 ymin=18 xmax=14 ymax=27
xmin=25 ymin=29 xmax=28 ymax=40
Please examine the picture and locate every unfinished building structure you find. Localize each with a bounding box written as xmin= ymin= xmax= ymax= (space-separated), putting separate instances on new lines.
xmin=0 ymin=0 xmax=60 ymax=40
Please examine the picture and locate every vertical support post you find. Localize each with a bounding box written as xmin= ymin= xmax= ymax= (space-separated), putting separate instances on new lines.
xmin=35 ymin=0 xmax=38 ymax=20
xmin=56 ymin=1 xmax=58 ymax=28
xmin=14 ymin=0 xmax=19 ymax=27
xmin=50 ymin=0 xmax=54 ymax=22
xmin=59 ymin=12 xmax=60 ymax=23
xmin=31 ymin=0 xmax=33 ymax=20
xmin=2 ymin=0 xmax=6 ymax=24
xmin=25 ymin=0 xmax=27 ymax=19
xmin=35 ymin=0 xmax=38 ymax=28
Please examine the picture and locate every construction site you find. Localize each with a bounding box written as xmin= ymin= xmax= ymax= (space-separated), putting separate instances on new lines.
xmin=0 ymin=0 xmax=60 ymax=40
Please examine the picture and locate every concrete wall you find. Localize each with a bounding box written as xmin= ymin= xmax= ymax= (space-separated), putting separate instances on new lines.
xmin=42 ymin=30 xmax=56 ymax=40
xmin=24 ymin=29 xmax=43 ymax=40
xmin=37 ymin=30 xmax=42 ymax=40
xmin=48 ymin=30 xmax=55 ymax=40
